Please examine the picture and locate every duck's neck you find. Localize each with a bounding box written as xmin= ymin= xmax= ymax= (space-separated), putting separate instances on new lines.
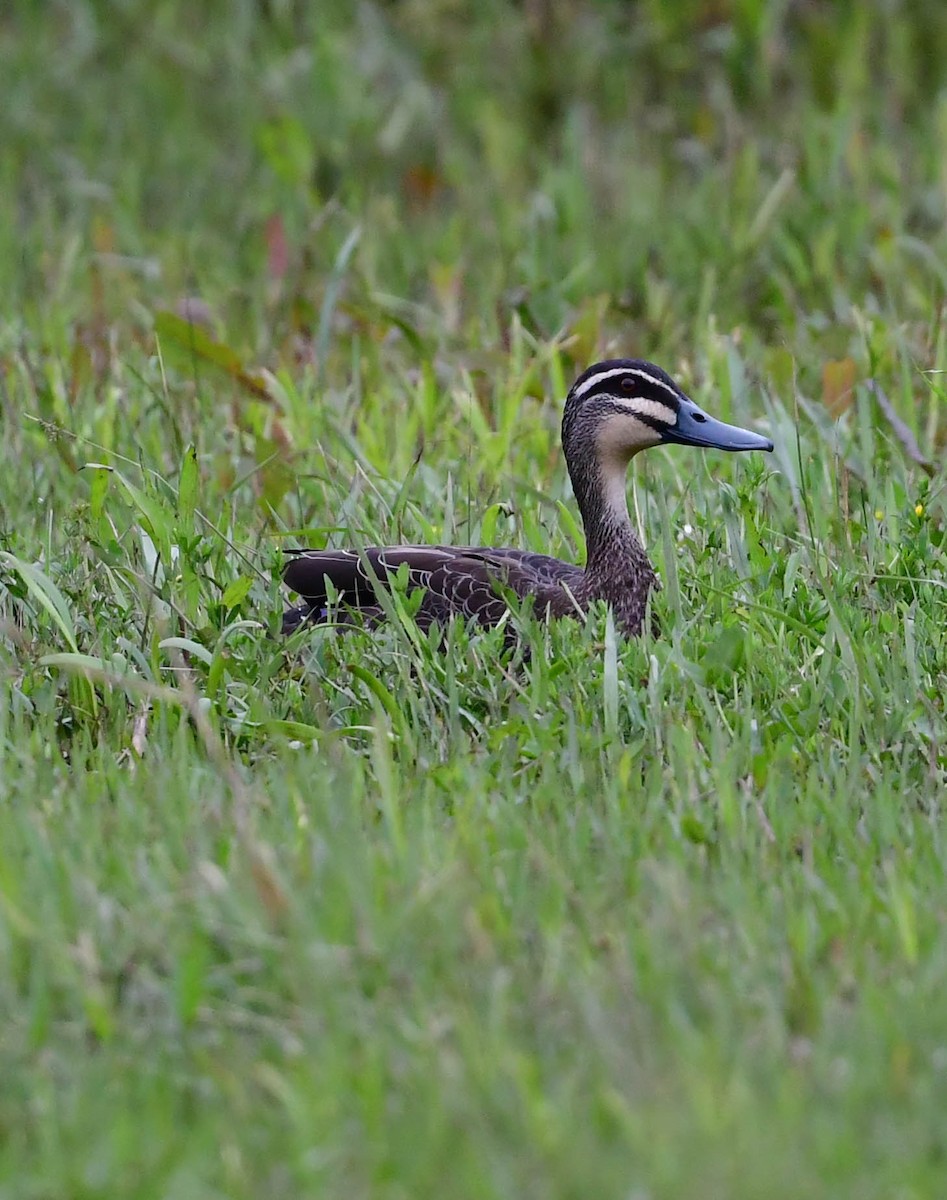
xmin=568 ymin=446 xmax=656 ymax=587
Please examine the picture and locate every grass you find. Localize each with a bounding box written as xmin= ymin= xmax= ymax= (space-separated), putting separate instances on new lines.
xmin=1 ymin=1 xmax=946 ymax=1196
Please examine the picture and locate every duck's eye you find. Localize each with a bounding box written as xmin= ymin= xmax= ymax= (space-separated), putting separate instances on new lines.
xmin=620 ymin=377 xmax=636 ymax=392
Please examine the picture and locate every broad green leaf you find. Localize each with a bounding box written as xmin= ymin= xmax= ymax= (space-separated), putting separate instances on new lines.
xmin=221 ymin=576 xmax=253 ymax=610
xmin=1 ymin=552 xmax=78 ymax=652
xmin=348 ymin=662 xmax=404 ymax=732
xmin=40 ymin=652 xmax=110 ymax=672
xmin=87 ymin=465 xmax=174 ymax=562
xmin=262 ymin=720 xmax=321 ymax=743
xmin=681 ymin=813 xmax=714 ymax=846
xmin=158 ymin=637 xmax=214 ymax=666
xmin=86 ymin=465 xmax=111 ymax=520
xmin=154 ymin=311 xmax=269 ymax=397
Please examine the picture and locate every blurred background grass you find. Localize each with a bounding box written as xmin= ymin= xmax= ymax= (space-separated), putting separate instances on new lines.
xmin=5 ymin=0 xmax=947 ymax=352
xmin=3 ymin=0 xmax=945 ymax=526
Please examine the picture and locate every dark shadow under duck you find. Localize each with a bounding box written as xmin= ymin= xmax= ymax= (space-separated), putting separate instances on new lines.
xmin=281 ymin=359 xmax=773 ymax=640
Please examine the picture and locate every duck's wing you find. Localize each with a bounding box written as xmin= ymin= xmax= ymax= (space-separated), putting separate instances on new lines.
xmin=466 ymin=547 xmax=584 ymax=590
xmin=282 ymin=546 xmax=583 ymax=633
xmin=284 ymin=546 xmax=470 ymax=609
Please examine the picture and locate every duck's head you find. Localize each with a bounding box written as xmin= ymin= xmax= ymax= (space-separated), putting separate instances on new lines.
xmin=562 ymin=359 xmax=774 ymax=467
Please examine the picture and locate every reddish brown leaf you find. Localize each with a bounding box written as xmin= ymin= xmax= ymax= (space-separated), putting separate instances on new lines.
xmin=265 ymin=214 xmax=290 ymax=281
xmin=91 ymin=217 xmax=115 ymax=255
xmin=402 ymin=164 xmax=444 ymax=209
xmin=249 ymin=849 xmax=289 ymax=922
xmin=822 ymin=358 xmax=857 ymax=416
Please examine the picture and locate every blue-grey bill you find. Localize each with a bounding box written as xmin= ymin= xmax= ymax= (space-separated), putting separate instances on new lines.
xmin=664 ymin=404 xmax=774 ymax=452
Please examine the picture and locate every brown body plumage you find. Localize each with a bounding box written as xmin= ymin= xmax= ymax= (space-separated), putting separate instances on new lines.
xmin=282 ymin=359 xmax=773 ymax=640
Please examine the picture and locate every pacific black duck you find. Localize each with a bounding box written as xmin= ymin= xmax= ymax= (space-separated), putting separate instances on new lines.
xmin=282 ymin=359 xmax=773 ymax=640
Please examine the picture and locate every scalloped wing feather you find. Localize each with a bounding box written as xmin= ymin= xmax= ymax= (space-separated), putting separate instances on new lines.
xmin=281 ymin=545 xmax=585 ymax=634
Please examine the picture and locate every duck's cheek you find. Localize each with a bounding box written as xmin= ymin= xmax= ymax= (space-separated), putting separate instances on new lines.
xmin=595 ymin=414 xmax=663 ymax=462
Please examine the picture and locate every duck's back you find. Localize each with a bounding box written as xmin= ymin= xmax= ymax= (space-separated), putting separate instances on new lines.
xmin=281 ymin=545 xmax=585 ymax=633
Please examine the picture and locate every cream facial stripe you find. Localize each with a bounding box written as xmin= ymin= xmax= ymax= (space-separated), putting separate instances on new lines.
xmin=618 ymin=397 xmax=678 ymax=424
xmin=572 ymin=365 xmax=682 ymax=402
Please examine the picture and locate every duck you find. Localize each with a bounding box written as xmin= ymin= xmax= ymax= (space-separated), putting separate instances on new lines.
xmin=281 ymin=359 xmax=773 ymax=640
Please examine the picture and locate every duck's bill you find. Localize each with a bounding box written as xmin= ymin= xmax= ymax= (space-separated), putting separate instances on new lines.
xmin=662 ymin=403 xmax=774 ymax=452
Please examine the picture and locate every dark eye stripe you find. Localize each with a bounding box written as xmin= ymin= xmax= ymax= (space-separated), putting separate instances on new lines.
xmin=571 ymin=361 xmax=683 ymax=405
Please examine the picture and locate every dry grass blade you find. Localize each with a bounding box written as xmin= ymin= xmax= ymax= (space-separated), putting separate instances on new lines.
xmin=867 ymin=379 xmax=936 ymax=478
